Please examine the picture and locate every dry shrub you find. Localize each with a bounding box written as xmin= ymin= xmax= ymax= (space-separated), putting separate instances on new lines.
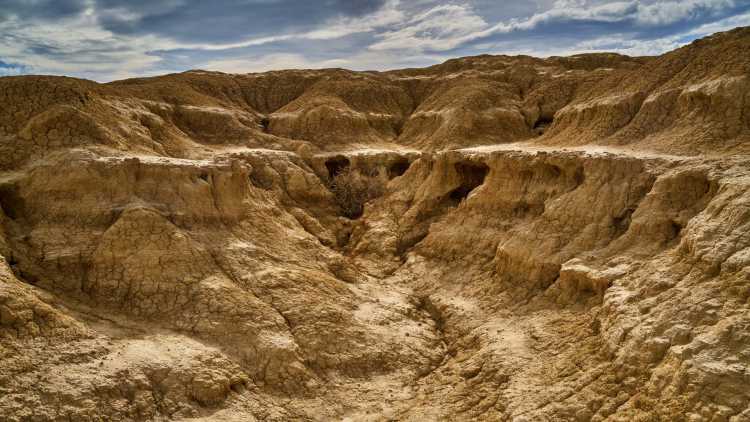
xmin=329 ymin=166 xmax=386 ymax=218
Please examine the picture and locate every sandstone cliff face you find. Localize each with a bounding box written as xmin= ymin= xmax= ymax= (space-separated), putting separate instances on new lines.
xmin=1 ymin=27 xmax=750 ymax=421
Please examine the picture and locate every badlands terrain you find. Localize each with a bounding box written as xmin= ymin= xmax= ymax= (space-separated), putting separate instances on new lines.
xmin=1 ymin=26 xmax=750 ymax=421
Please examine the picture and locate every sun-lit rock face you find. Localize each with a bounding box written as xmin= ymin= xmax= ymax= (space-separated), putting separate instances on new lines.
xmin=1 ymin=27 xmax=750 ymax=421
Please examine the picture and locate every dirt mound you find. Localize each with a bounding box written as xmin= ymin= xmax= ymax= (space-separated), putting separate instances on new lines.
xmin=1 ymin=27 xmax=750 ymax=421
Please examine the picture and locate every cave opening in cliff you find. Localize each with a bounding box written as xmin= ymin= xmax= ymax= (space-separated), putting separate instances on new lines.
xmin=0 ymin=185 xmax=21 ymax=220
xmin=449 ymin=161 xmax=489 ymax=204
xmin=388 ymin=158 xmax=411 ymax=179
xmin=668 ymin=220 xmax=684 ymax=240
xmin=260 ymin=117 xmax=270 ymax=132
xmin=325 ymin=156 xmax=351 ymax=179
xmin=612 ymin=207 xmax=635 ymax=238
xmin=533 ymin=115 xmax=554 ymax=135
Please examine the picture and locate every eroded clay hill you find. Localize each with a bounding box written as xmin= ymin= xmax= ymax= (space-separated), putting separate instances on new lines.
xmin=1 ymin=27 xmax=750 ymax=421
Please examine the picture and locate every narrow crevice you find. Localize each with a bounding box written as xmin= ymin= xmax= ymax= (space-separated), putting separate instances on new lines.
xmin=336 ymin=227 xmax=352 ymax=248
xmin=413 ymin=295 xmax=451 ymax=381
xmin=621 ymin=92 xmax=648 ymax=129
xmin=416 ymin=296 xmax=445 ymax=333
xmin=396 ymin=230 xmax=428 ymax=258
xmin=393 ymin=118 xmax=405 ymax=137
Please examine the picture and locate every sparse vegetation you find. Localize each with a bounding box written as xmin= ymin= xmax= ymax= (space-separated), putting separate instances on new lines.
xmin=329 ymin=166 xmax=387 ymax=219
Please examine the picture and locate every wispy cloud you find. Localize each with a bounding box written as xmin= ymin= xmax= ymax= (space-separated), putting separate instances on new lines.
xmin=201 ymin=53 xmax=348 ymax=73
xmin=370 ymin=0 xmax=747 ymax=54
xmin=478 ymin=0 xmax=740 ymax=34
xmin=370 ymin=4 xmax=488 ymax=51
xmin=173 ymin=0 xmax=405 ymax=51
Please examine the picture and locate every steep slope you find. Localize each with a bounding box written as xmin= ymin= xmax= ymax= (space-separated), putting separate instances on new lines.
xmin=1 ymin=27 xmax=750 ymax=421
xmin=542 ymin=27 xmax=750 ymax=154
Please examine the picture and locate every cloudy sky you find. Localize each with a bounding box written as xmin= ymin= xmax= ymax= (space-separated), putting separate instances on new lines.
xmin=1 ymin=0 xmax=749 ymax=81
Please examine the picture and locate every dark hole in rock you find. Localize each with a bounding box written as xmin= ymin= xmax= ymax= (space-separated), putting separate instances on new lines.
xmin=449 ymin=186 xmax=473 ymax=203
xmin=325 ymin=156 xmax=350 ymax=179
xmin=533 ymin=116 xmax=554 ymax=136
xmin=668 ymin=220 xmax=683 ymax=240
xmin=260 ymin=117 xmax=270 ymax=132
xmin=612 ymin=208 xmax=635 ymax=238
xmin=0 ymin=185 xmax=22 ymax=220
xmin=6 ymin=255 xmax=37 ymax=285
xmin=107 ymin=207 xmax=126 ymax=226
xmin=19 ymin=270 xmax=38 ymax=285
xmin=198 ymin=173 xmax=209 ymax=182
xmin=388 ymin=158 xmax=411 ymax=179
xmin=448 ymin=162 xmax=490 ymax=205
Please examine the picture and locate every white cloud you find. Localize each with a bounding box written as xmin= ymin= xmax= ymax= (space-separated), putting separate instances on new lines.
xmin=174 ymin=0 xmax=405 ymax=51
xmin=0 ymin=0 xmax=407 ymax=80
xmin=201 ymin=53 xmax=348 ymax=73
xmin=200 ymin=50 xmax=450 ymax=74
xmin=370 ymin=4 xmax=488 ymax=51
xmin=571 ymin=35 xmax=685 ymax=55
xmin=683 ymin=8 xmax=750 ymax=34
xmin=479 ymin=0 xmax=738 ymax=36
xmin=303 ymin=0 xmax=405 ymax=40
xmin=635 ymin=0 xmax=736 ymax=26
xmin=0 ymin=9 xmax=164 ymax=79
xmin=473 ymin=7 xmax=749 ymax=60
xmin=369 ymin=0 xmax=742 ymax=54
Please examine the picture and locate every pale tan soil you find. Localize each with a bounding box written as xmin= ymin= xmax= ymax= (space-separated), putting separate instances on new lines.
xmin=1 ymin=27 xmax=750 ymax=421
